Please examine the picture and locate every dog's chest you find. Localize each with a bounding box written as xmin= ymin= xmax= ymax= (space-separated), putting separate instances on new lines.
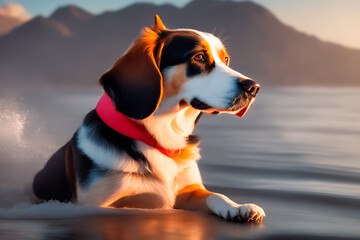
xmin=76 ymin=143 xmax=199 ymax=208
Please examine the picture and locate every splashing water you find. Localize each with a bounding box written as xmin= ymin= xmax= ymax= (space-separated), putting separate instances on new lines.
xmin=0 ymin=89 xmax=100 ymax=208
xmin=0 ymin=98 xmax=57 ymax=207
xmin=0 ymin=99 xmax=28 ymax=154
xmin=0 ymin=97 xmax=59 ymax=163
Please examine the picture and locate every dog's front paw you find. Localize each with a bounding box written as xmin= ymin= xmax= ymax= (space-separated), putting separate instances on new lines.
xmin=207 ymin=194 xmax=266 ymax=222
xmin=219 ymin=203 xmax=265 ymax=222
xmin=236 ymin=204 xmax=266 ymax=222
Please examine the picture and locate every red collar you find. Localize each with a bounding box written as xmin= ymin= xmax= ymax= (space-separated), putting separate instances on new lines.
xmin=95 ymin=93 xmax=182 ymax=158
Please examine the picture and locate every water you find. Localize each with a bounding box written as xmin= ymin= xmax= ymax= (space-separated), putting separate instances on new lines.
xmin=0 ymin=87 xmax=359 ymax=239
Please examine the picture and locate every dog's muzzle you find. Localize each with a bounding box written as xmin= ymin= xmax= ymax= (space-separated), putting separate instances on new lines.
xmin=235 ymin=78 xmax=260 ymax=117
xmin=189 ymin=78 xmax=260 ymax=117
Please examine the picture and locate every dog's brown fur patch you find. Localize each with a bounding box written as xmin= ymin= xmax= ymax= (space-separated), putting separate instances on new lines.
xmin=218 ymin=48 xmax=229 ymax=65
xmin=163 ymin=64 xmax=187 ymax=98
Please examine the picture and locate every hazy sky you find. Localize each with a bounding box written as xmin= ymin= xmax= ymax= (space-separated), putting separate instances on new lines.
xmin=0 ymin=0 xmax=359 ymax=49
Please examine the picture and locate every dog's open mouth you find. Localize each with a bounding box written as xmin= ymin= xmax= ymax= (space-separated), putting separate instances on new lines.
xmin=190 ymin=98 xmax=253 ymax=118
xmin=235 ymin=105 xmax=250 ymax=117
xmin=190 ymin=98 xmax=213 ymax=110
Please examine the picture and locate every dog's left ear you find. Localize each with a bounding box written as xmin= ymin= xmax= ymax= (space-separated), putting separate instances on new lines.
xmin=154 ymin=14 xmax=166 ymax=31
xmin=100 ymin=15 xmax=167 ymax=120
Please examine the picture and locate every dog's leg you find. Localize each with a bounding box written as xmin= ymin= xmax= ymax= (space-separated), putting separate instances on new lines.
xmin=174 ymin=184 xmax=265 ymax=222
xmin=33 ymin=142 xmax=76 ymax=202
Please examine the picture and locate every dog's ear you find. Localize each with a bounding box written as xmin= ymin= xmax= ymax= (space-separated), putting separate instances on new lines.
xmin=154 ymin=15 xmax=166 ymax=31
xmin=100 ymin=17 xmax=167 ymax=120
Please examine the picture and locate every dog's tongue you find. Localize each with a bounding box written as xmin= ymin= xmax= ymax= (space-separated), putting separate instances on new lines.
xmin=236 ymin=106 xmax=249 ymax=118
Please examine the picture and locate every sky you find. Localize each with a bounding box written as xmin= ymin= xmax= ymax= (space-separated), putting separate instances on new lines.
xmin=0 ymin=0 xmax=359 ymax=49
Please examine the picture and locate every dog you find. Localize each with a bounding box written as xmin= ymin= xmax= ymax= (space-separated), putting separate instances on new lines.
xmin=33 ymin=15 xmax=265 ymax=222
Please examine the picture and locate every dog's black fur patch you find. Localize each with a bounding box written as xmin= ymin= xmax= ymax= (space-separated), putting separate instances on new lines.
xmin=32 ymin=144 xmax=75 ymax=202
xmin=186 ymin=134 xmax=201 ymax=145
xmin=81 ymin=110 xmax=151 ymax=171
xmin=160 ymin=32 xmax=201 ymax=71
xmin=160 ymin=31 xmax=215 ymax=77
xmin=186 ymin=62 xmax=204 ymax=77
xmin=72 ymin=135 xmax=109 ymax=190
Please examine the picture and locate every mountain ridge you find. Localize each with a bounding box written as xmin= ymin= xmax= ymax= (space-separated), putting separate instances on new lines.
xmin=0 ymin=15 xmax=24 ymax=35
xmin=0 ymin=0 xmax=359 ymax=87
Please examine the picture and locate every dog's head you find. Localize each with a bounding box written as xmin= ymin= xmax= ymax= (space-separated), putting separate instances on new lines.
xmin=100 ymin=15 xmax=259 ymax=120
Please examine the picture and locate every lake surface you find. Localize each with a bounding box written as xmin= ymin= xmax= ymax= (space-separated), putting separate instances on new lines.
xmin=0 ymin=87 xmax=359 ymax=239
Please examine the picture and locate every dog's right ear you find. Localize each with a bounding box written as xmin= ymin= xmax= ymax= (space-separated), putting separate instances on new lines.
xmin=100 ymin=16 xmax=167 ymax=120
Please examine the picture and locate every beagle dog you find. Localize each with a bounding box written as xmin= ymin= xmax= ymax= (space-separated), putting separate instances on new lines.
xmin=33 ymin=15 xmax=265 ymax=222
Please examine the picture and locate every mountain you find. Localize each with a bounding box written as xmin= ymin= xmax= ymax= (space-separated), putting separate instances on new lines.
xmin=50 ymin=5 xmax=94 ymax=31
xmin=0 ymin=0 xmax=359 ymax=88
xmin=0 ymin=2 xmax=31 ymax=36
xmin=0 ymin=15 xmax=24 ymax=35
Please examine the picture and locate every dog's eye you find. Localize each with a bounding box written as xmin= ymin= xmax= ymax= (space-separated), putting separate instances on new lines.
xmin=225 ymin=57 xmax=229 ymax=65
xmin=194 ymin=54 xmax=205 ymax=62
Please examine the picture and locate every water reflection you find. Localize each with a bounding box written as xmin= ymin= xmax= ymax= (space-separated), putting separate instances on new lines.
xmin=29 ymin=211 xmax=264 ymax=240
xmin=1 ymin=88 xmax=360 ymax=239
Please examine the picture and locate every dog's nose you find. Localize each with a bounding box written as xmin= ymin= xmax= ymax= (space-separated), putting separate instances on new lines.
xmin=238 ymin=79 xmax=260 ymax=97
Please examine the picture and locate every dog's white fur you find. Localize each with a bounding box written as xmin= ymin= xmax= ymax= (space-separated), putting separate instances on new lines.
xmin=207 ymin=194 xmax=266 ymax=221
xmin=142 ymin=106 xmax=201 ymax=150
